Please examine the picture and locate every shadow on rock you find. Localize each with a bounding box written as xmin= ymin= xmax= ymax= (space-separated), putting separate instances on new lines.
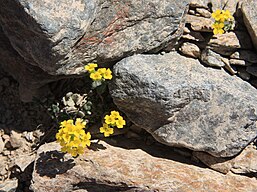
xmin=35 ymin=150 xmax=75 ymax=178
xmin=104 ymin=136 xmax=206 ymax=168
xmin=88 ymin=141 xmax=107 ymax=152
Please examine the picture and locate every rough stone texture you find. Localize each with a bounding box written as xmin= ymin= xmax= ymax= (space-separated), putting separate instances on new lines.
xmin=231 ymin=144 xmax=257 ymax=174
xmin=190 ymin=0 xmax=240 ymax=15
xmin=208 ymin=32 xmax=253 ymax=56
xmin=194 ymin=144 xmax=257 ymax=176
xmin=222 ymin=58 xmax=237 ymax=75
xmin=242 ymin=0 xmax=257 ymax=51
xmin=0 ymin=26 xmax=58 ymax=102
xmin=110 ymin=52 xmax=257 ymax=157
xmin=0 ymin=137 xmax=4 ymax=153
xmin=193 ymin=151 xmax=234 ymax=174
xmin=195 ymin=8 xmax=211 ymax=18
xmin=230 ymin=50 xmax=257 ymax=63
xmin=186 ymin=14 xmax=213 ymax=32
xmin=182 ymin=31 xmax=205 ymax=42
xmin=0 ymin=0 xmax=189 ymax=101
xmin=179 ymin=42 xmax=201 ymax=58
xmin=31 ymin=140 xmax=257 ymax=192
xmin=0 ymin=179 xmax=18 ymax=192
xmin=229 ymin=59 xmax=252 ymax=66
xmin=201 ymin=49 xmax=226 ymax=67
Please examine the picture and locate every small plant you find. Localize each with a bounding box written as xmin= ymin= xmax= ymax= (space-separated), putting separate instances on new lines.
xmin=56 ymin=118 xmax=91 ymax=157
xmin=53 ymin=63 xmax=126 ymax=157
xmin=100 ymin=111 xmax=126 ymax=137
xmin=211 ymin=9 xmax=234 ymax=35
xmin=84 ymin=63 xmax=113 ymax=88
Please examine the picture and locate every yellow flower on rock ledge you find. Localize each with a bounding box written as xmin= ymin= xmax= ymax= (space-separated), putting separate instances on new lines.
xmin=56 ymin=118 xmax=91 ymax=157
xmin=116 ymin=116 xmax=126 ymax=128
xmin=84 ymin=63 xmax=98 ymax=73
xmin=104 ymin=115 xmax=116 ymax=125
xmin=90 ymin=71 xmax=102 ymax=81
xmin=100 ymin=111 xmax=126 ymax=137
xmin=211 ymin=9 xmax=234 ymax=35
xmin=100 ymin=123 xmax=114 ymax=137
xmin=103 ymin=68 xmax=113 ymax=80
xmin=211 ymin=9 xmax=224 ymax=22
xmin=212 ymin=22 xmax=225 ymax=35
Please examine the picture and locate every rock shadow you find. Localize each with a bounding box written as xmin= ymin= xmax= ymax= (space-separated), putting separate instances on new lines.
xmin=103 ymin=136 xmax=206 ymax=168
xmin=73 ymin=181 xmax=137 ymax=192
xmin=88 ymin=141 xmax=107 ymax=151
xmin=35 ymin=150 xmax=75 ymax=178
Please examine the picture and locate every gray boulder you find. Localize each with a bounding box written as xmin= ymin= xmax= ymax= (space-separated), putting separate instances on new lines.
xmin=109 ymin=52 xmax=257 ymax=157
xmin=0 ymin=0 xmax=188 ymax=101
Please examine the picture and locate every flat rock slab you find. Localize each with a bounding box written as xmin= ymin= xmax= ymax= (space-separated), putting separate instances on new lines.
xmin=31 ymin=141 xmax=257 ymax=192
xmin=110 ymin=52 xmax=257 ymax=157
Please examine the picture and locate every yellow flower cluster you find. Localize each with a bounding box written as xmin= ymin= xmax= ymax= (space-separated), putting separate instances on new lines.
xmin=56 ymin=118 xmax=91 ymax=157
xmin=211 ymin=9 xmax=234 ymax=35
xmin=84 ymin=63 xmax=112 ymax=81
xmin=100 ymin=111 xmax=126 ymax=137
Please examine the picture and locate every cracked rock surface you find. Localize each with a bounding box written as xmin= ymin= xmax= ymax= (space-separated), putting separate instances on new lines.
xmin=0 ymin=0 xmax=188 ymax=101
xmin=109 ymin=51 xmax=257 ymax=157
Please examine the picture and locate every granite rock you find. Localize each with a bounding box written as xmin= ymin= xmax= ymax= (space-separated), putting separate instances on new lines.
xmin=0 ymin=0 xmax=189 ymax=101
xmin=186 ymin=14 xmax=213 ymax=32
xmin=31 ymin=141 xmax=257 ymax=192
xmin=179 ymin=42 xmax=201 ymax=58
xmin=194 ymin=144 xmax=257 ymax=176
xmin=230 ymin=50 xmax=257 ymax=63
xmin=201 ymin=49 xmax=226 ymax=67
xmin=110 ymin=52 xmax=257 ymax=157
xmin=208 ymin=32 xmax=253 ymax=56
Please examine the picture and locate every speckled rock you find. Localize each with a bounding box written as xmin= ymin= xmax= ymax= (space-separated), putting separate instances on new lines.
xmin=31 ymin=141 xmax=257 ymax=192
xmin=230 ymin=50 xmax=257 ymax=63
xmin=185 ymin=14 xmax=213 ymax=32
xmin=110 ymin=52 xmax=257 ymax=157
xmin=201 ymin=49 xmax=226 ymax=67
xmin=193 ymin=144 xmax=257 ymax=176
xmin=0 ymin=0 xmax=189 ymax=101
xmin=229 ymin=59 xmax=252 ymax=66
xmin=179 ymin=42 xmax=201 ymax=58
xmin=190 ymin=0 xmax=240 ymax=15
xmin=208 ymin=32 xmax=253 ymax=56
xmin=242 ymin=0 xmax=257 ymax=51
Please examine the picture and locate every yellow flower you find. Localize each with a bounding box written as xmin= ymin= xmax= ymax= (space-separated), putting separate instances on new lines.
xmin=84 ymin=63 xmax=98 ymax=73
xmin=97 ymin=68 xmax=107 ymax=75
xmin=212 ymin=9 xmax=224 ymax=22
xmin=81 ymin=132 xmax=91 ymax=147
xmin=60 ymin=119 xmax=73 ymax=128
xmin=222 ymin=10 xmax=233 ymax=20
xmin=100 ymin=123 xmax=114 ymax=137
xmin=116 ymin=116 xmax=126 ymax=128
xmin=213 ymin=28 xmax=224 ymax=35
xmin=110 ymin=111 xmax=120 ymax=119
xmin=103 ymin=68 xmax=112 ymax=80
xmin=90 ymin=71 xmax=102 ymax=81
xmin=212 ymin=22 xmax=225 ymax=35
xmin=75 ymin=118 xmax=86 ymax=129
xmin=104 ymin=115 xmax=116 ymax=125
xmin=56 ymin=119 xmax=91 ymax=157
